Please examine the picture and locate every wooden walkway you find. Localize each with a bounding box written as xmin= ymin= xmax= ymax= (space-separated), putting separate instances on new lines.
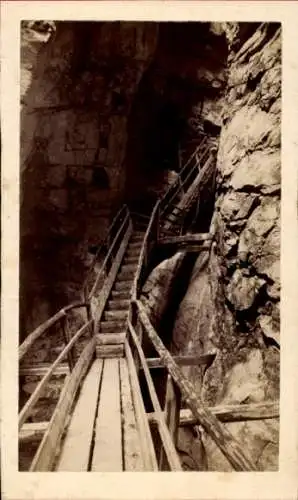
xmin=18 ymin=137 xmax=279 ymax=472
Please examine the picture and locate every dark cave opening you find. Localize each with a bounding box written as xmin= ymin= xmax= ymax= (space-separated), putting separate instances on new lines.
xmin=124 ymin=22 xmax=228 ymax=215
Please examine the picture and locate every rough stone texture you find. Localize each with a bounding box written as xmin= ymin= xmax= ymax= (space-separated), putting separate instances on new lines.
xmin=172 ymin=23 xmax=281 ymax=471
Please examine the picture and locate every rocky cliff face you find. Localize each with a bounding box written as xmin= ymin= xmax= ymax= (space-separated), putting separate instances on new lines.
xmin=170 ymin=23 xmax=281 ymax=470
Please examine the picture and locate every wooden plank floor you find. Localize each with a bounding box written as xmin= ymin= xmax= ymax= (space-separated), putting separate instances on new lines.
xmin=91 ymin=359 xmax=123 ymax=471
xmin=56 ymin=359 xmax=103 ymax=471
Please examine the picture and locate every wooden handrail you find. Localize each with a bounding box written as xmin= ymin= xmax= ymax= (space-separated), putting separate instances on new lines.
xmin=19 ymin=319 xmax=93 ymax=429
xmin=83 ymin=205 xmax=129 ymax=298
xmin=128 ymin=321 xmax=182 ymax=470
xmin=159 ymin=136 xmax=208 ymax=217
xmin=19 ymin=302 xmax=89 ymax=361
xmin=131 ymin=199 xmax=160 ymax=302
xmin=134 ymin=299 xmax=258 ymax=471
xmin=88 ymin=209 xmax=130 ymax=299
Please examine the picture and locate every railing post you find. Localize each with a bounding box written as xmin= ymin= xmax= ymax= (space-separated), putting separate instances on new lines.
xmin=61 ymin=316 xmax=75 ymax=372
xmin=159 ymin=374 xmax=181 ymax=470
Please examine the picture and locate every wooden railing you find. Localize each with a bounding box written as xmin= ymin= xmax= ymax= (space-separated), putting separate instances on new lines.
xmin=83 ymin=204 xmax=131 ymax=301
xmin=159 ymin=135 xmax=209 ymax=219
xmin=130 ymin=300 xmax=258 ymax=471
xmin=131 ymin=200 xmax=160 ymax=302
xmin=19 ymin=205 xmax=133 ymax=471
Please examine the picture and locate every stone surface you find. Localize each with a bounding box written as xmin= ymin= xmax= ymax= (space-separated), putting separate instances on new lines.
xmin=226 ymin=269 xmax=266 ymax=311
xmin=230 ymin=150 xmax=280 ymax=191
xmin=171 ymin=24 xmax=281 ymax=471
xmin=141 ymin=252 xmax=185 ymax=328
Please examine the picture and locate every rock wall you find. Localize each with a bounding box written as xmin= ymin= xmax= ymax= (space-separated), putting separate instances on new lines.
xmin=171 ymin=23 xmax=281 ymax=470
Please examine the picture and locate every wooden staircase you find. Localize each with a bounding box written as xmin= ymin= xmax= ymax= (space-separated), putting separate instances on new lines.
xmin=18 ymin=136 xmax=271 ymax=473
xmin=96 ymin=231 xmax=145 ymax=359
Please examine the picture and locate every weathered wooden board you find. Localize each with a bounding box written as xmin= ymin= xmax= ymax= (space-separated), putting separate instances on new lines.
xmin=29 ymin=337 xmax=95 ymax=471
xmin=96 ymin=344 xmax=124 ymax=358
xmin=179 ymin=401 xmax=280 ymax=425
xmin=145 ymin=354 xmax=216 ymax=370
xmin=91 ymin=359 xmax=123 ymax=471
xmin=96 ymin=332 xmax=126 ymax=345
xmin=19 ymin=422 xmax=48 ymax=443
xmin=20 ymin=364 xmax=69 ymax=377
xmin=119 ymin=358 xmax=144 ymax=471
xmin=56 ymin=359 xmax=103 ymax=471
xmin=124 ymin=341 xmax=158 ymax=471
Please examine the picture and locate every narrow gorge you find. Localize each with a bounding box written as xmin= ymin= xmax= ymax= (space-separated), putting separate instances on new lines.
xmin=20 ymin=21 xmax=281 ymax=471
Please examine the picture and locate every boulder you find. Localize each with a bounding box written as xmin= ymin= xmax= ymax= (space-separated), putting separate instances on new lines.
xmin=141 ymin=252 xmax=185 ymax=327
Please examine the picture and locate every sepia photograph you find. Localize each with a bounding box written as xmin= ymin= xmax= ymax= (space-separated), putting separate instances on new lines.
xmin=1 ymin=2 xmax=298 ymax=499
xmin=19 ymin=18 xmax=281 ymax=473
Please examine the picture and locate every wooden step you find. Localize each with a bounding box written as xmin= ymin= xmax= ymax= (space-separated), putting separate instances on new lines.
xmin=96 ymin=344 xmax=124 ymax=358
xmin=126 ymin=249 xmax=141 ymax=257
xmin=91 ymin=359 xmax=123 ymax=471
xmin=121 ymin=263 xmax=137 ymax=272
xmin=117 ymin=270 xmax=134 ymax=281
xmin=128 ymin=242 xmax=143 ymax=249
xmin=104 ymin=310 xmax=128 ymax=321
xmin=123 ymin=256 xmax=139 ymax=264
xmin=111 ymin=290 xmax=131 ymax=300
xmin=56 ymin=359 xmax=104 ymax=471
xmin=99 ymin=320 xmax=126 ymax=333
xmin=107 ymin=299 xmax=130 ymax=310
xmin=130 ymin=236 xmax=144 ymax=243
xmin=96 ymin=333 xmax=126 ymax=345
xmin=114 ymin=280 xmax=132 ymax=291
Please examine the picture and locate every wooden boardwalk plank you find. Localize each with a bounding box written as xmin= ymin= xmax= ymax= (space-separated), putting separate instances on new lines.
xmin=91 ymin=359 xmax=123 ymax=471
xmin=56 ymin=359 xmax=103 ymax=471
xmin=119 ymin=358 xmax=144 ymax=471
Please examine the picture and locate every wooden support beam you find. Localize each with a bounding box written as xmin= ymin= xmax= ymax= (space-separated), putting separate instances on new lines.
xmin=159 ymin=233 xmax=212 ymax=246
xmin=179 ymin=401 xmax=280 ymax=425
xmin=145 ymin=353 xmax=216 ymax=370
xmin=135 ymin=300 xmax=258 ymax=471
xmin=19 ymin=422 xmax=48 ymax=443
xmin=159 ymin=375 xmax=181 ymax=470
xmin=20 ymin=364 xmax=69 ymax=377
xmin=148 ymin=401 xmax=280 ymax=426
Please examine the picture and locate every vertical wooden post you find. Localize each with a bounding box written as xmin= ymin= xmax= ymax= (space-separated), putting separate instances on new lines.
xmin=156 ymin=204 xmax=160 ymax=244
xmin=159 ymin=374 xmax=181 ymax=470
xmin=61 ymin=316 xmax=75 ymax=372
